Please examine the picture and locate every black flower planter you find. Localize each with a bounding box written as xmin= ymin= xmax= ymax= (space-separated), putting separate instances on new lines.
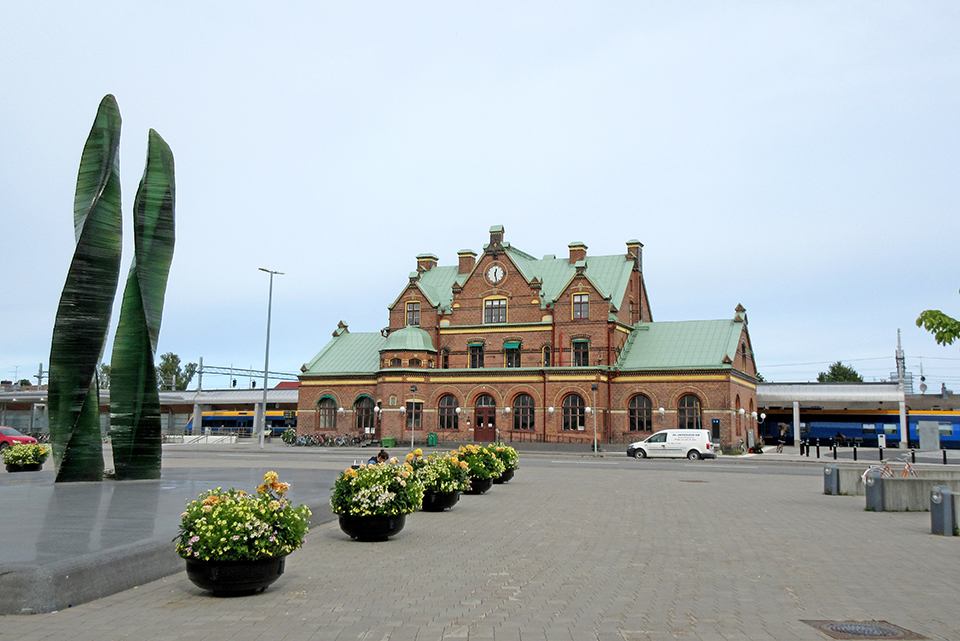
xmin=465 ymin=477 xmax=494 ymax=495
xmin=421 ymin=491 xmax=460 ymax=512
xmin=338 ymin=514 xmax=407 ymax=541
xmin=5 ymin=463 xmax=42 ymax=473
xmin=492 ymin=469 xmax=515 ymax=484
xmin=185 ymin=555 xmax=286 ymax=595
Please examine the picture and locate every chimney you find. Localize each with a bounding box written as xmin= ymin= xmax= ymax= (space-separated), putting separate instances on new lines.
xmin=417 ymin=253 xmax=438 ymax=272
xmin=568 ymin=241 xmax=587 ymax=264
xmin=489 ymin=225 xmax=504 ymax=247
xmin=458 ymin=249 xmax=476 ymax=274
xmin=626 ymin=239 xmax=643 ymax=271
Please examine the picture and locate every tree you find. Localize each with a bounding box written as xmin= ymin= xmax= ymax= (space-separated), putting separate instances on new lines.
xmin=817 ymin=361 xmax=863 ymax=383
xmin=156 ymin=353 xmax=197 ymax=390
xmin=917 ymin=307 xmax=960 ymax=348
xmin=98 ymin=363 xmax=111 ymax=389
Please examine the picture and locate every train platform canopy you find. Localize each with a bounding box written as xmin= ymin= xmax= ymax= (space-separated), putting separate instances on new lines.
xmin=758 ymin=382 xmax=903 ymax=407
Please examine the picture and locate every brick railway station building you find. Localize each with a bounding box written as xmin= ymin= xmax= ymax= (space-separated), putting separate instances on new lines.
xmin=297 ymin=226 xmax=759 ymax=449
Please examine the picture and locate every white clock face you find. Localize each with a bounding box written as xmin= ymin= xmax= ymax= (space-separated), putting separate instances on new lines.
xmin=486 ymin=264 xmax=505 ymax=284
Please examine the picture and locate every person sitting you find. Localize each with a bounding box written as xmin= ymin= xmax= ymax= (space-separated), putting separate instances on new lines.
xmin=367 ymin=449 xmax=389 ymax=465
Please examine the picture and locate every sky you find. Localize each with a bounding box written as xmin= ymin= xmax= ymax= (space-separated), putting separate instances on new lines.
xmin=2 ymin=2 xmax=959 ymax=392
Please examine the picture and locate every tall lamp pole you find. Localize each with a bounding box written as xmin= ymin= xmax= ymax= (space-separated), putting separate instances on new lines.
xmin=258 ymin=267 xmax=283 ymax=450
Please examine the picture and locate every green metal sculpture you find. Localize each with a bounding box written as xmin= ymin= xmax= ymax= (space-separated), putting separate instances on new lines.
xmin=48 ymin=95 xmax=122 ymax=482
xmin=109 ymin=130 xmax=176 ymax=480
xmin=49 ymin=96 xmax=176 ymax=482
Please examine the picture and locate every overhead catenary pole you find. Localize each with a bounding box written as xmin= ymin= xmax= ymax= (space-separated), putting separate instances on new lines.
xmin=258 ymin=268 xmax=284 ymax=450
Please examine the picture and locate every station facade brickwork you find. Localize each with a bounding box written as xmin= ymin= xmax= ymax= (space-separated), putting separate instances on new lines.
xmin=298 ymin=226 xmax=759 ymax=449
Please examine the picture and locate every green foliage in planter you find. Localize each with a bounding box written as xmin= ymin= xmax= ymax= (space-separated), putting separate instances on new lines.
xmin=281 ymin=429 xmax=298 ymax=445
xmin=406 ymin=449 xmax=470 ymax=493
xmin=48 ymin=95 xmax=122 ymax=482
xmin=489 ymin=443 xmax=520 ymax=471
xmin=110 ymin=129 xmax=175 ymax=480
xmin=3 ymin=444 xmax=51 ymax=466
xmin=331 ymin=461 xmax=424 ymax=516
xmin=457 ymin=444 xmax=506 ymax=480
xmin=175 ymin=472 xmax=311 ymax=561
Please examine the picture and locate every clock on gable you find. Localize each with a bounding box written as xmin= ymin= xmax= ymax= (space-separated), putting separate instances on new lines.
xmin=486 ymin=263 xmax=505 ymax=285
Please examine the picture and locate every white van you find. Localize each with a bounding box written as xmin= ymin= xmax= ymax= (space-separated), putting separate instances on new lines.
xmin=626 ymin=429 xmax=717 ymax=460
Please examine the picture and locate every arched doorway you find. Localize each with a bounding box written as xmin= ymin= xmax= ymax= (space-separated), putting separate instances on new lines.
xmin=474 ymin=394 xmax=496 ymax=441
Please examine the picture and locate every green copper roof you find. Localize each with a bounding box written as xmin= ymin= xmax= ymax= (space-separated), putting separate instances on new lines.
xmin=381 ymin=325 xmax=437 ymax=353
xmin=616 ymin=320 xmax=745 ymax=370
xmin=302 ymin=332 xmax=385 ymax=375
xmin=392 ymin=240 xmax=636 ymax=314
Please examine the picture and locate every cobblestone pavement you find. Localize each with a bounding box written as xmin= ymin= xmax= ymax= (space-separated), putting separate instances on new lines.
xmin=1 ymin=458 xmax=958 ymax=640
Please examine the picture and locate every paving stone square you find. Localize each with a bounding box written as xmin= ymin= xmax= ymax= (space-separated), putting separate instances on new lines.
xmin=1 ymin=452 xmax=958 ymax=640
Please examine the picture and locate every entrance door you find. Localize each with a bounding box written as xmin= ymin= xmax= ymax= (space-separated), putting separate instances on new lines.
xmin=474 ymin=394 xmax=497 ymax=441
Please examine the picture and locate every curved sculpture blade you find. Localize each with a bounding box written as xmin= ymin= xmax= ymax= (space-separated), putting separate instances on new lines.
xmin=48 ymin=95 xmax=122 ymax=482
xmin=110 ymin=129 xmax=175 ymax=480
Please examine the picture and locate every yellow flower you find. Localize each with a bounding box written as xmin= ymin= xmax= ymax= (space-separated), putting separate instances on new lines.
xmin=263 ymin=471 xmax=279 ymax=485
xmin=405 ymin=453 xmax=414 ymax=462
xmin=414 ymin=448 xmax=423 ymax=456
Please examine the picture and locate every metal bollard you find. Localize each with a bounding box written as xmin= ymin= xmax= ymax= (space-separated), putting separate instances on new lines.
xmin=930 ymin=486 xmax=955 ymax=536
xmin=864 ymin=470 xmax=884 ymax=512
xmin=824 ymin=464 xmax=839 ymax=495
xmin=816 ymin=444 xmax=820 ymax=458
xmin=853 ymin=446 xmax=858 ymax=461
xmin=879 ymin=447 xmax=883 ymax=461
xmin=833 ymin=446 xmax=837 ymax=460
xmin=911 ymin=450 xmax=916 ymax=464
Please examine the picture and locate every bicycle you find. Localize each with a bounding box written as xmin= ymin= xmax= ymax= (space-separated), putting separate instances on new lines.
xmin=776 ymin=439 xmax=784 ymax=454
xmin=860 ymin=453 xmax=918 ymax=486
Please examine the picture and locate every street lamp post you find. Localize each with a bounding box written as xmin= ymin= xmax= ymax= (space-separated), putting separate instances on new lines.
xmin=258 ymin=267 xmax=283 ymax=450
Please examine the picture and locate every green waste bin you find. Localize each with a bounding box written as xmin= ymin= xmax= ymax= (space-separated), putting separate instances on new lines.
xmin=381 ymin=437 xmax=396 ymax=448
xmin=428 ymin=432 xmax=438 ymax=447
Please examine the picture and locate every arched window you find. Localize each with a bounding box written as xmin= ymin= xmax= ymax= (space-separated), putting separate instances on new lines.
xmin=355 ymin=397 xmax=374 ymax=431
xmin=542 ymin=346 xmax=551 ymax=367
xmin=317 ymin=397 xmax=337 ymax=430
xmin=513 ymin=394 xmax=534 ymax=430
xmin=678 ymin=394 xmax=702 ymax=430
xmin=438 ymin=394 xmax=459 ymax=430
xmin=441 ymin=348 xmax=450 ymax=369
xmin=409 ymin=358 xmax=422 ymax=367
xmin=628 ymin=395 xmax=652 ymax=431
xmin=390 ymin=357 xmax=402 ymax=367
xmin=562 ymin=394 xmax=585 ymax=431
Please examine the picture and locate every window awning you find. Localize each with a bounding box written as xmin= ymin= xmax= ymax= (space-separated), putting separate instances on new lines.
xmin=468 ymin=341 xmax=484 ymax=346
xmin=503 ymin=341 xmax=521 ymax=350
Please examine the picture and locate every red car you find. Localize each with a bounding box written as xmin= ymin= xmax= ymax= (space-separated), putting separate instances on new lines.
xmin=0 ymin=426 xmax=38 ymax=451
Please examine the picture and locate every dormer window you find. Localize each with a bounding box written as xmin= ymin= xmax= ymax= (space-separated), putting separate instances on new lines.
xmin=390 ymin=358 xmax=402 ymax=367
xmin=409 ymin=358 xmax=422 ymax=367
xmin=573 ymin=294 xmax=589 ymax=319
xmin=406 ymin=302 xmax=421 ymax=326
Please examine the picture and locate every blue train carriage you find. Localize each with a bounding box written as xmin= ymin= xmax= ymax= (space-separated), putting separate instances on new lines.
xmin=184 ymin=410 xmax=297 ymax=437
xmin=907 ymin=411 xmax=960 ymax=450
xmin=759 ymin=409 xmax=960 ymax=449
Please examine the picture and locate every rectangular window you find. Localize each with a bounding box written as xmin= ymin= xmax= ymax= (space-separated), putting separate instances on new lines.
xmin=406 ymin=302 xmax=420 ymax=326
xmin=405 ymin=402 xmax=422 ymax=429
xmin=469 ymin=344 xmax=484 ymax=368
xmin=484 ymin=299 xmax=507 ymax=323
xmin=572 ymin=340 xmax=589 ymax=367
xmin=504 ymin=341 xmax=521 ymax=368
xmin=573 ymin=294 xmax=589 ymax=319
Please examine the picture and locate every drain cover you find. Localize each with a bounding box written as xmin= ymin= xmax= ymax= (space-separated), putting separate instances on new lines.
xmin=801 ymin=620 xmax=927 ymax=640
